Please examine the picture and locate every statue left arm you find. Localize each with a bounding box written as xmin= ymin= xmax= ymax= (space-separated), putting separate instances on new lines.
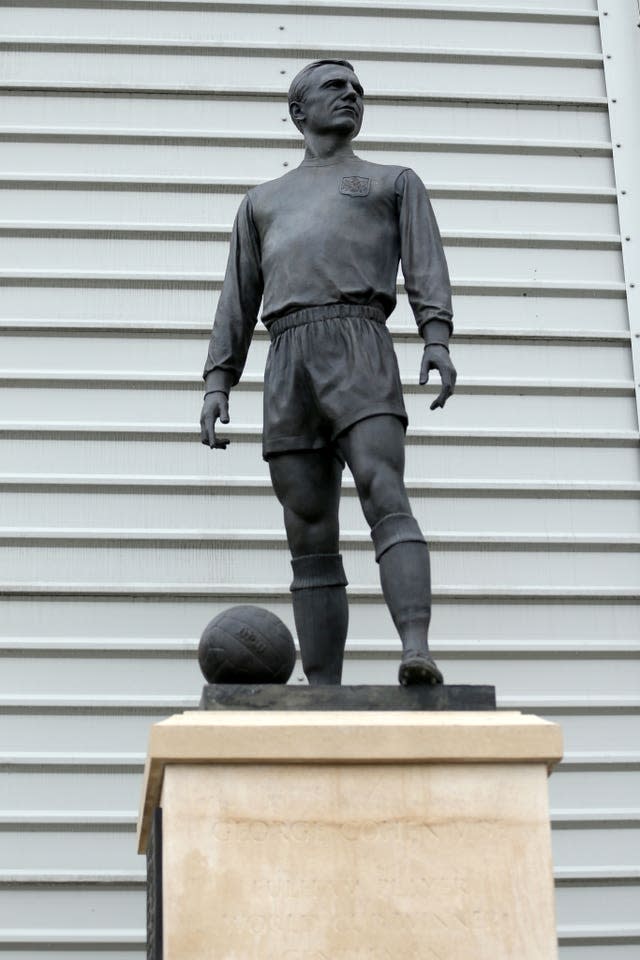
xmin=396 ymin=169 xmax=457 ymax=410
xmin=419 ymin=334 xmax=457 ymax=411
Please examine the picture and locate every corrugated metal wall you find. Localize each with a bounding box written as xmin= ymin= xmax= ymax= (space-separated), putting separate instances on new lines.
xmin=0 ymin=0 xmax=638 ymax=956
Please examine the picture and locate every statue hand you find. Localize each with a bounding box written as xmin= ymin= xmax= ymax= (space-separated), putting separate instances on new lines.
xmin=419 ymin=345 xmax=457 ymax=411
xmin=200 ymin=391 xmax=230 ymax=449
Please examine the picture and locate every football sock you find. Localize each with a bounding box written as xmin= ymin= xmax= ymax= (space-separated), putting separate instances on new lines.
xmin=370 ymin=513 xmax=433 ymax=654
xmin=290 ymin=553 xmax=349 ymax=685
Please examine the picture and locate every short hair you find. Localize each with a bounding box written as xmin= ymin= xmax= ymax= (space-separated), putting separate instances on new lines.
xmin=288 ymin=60 xmax=358 ymax=130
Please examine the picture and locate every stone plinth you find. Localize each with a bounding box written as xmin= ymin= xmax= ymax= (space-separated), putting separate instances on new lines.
xmin=138 ymin=710 xmax=562 ymax=960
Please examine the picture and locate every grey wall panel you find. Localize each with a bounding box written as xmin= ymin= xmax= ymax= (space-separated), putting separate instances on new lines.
xmin=0 ymin=95 xmax=613 ymax=142
xmin=0 ymin=140 xmax=616 ymax=188
xmin=0 ymin=768 xmax=142 ymax=812
xmin=3 ymin=705 xmax=639 ymax=756
xmin=560 ymin=949 xmax=640 ymax=960
xmin=1 ymin=332 xmax=633 ymax=380
xmin=0 ymin=950 xmax=143 ymax=959
xmin=0 ymin=0 xmax=638 ymax=955
xmin=3 ymin=539 xmax=639 ymax=590
xmin=1 ymin=432 xmax=637 ymax=482
xmin=1 ymin=757 xmax=637 ymax=818
xmin=2 ymin=826 xmax=141 ymax=872
xmin=0 ymin=821 xmax=608 ymax=874
xmin=2 ymin=648 xmax=639 ymax=698
xmin=552 ymin=827 xmax=640 ymax=870
xmin=0 ymin=288 xmax=629 ymax=331
xmin=549 ymin=771 xmax=640 ymax=812
xmin=0 ymin=886 xmax=144 ymax=930
xmin=556 ymin=884 xmax=639 ymax=929
xmin=0 ymin=185 xmax=622 ymax=235
xmin=0 ymin=236 xmax=625 ymax=284
xmin=0 ymin=7 xmax=603 ymax=53
xmin=1 ymin=595 xmax=638 ymax=648
xmin=2 ymin=387 xmax=636 ymax=433
xmin=0 ymin=50 xmax=607 ymax=99
xmin=0 ymin=710 xmax=182 ymax=754
xmin=1 ymin=486 xmax=638 ymax=535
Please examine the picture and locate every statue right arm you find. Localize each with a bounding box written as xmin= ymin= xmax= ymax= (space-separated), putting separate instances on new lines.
xmin=200 ymin=194 xmax=263 ymax=449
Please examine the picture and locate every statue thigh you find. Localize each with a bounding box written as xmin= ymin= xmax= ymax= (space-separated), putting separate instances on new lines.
xmin=335 ymin=414 xmax=411 ymax=528
xmin=268 ymin=415 xmax=411 ymax=559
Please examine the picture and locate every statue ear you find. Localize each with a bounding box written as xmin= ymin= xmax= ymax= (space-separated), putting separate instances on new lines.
xmin=289 ymin=102 xmax=305 ymax=126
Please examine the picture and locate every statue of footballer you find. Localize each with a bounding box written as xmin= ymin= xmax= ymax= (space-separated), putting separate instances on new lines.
xmin=200 ymin=59 xmax=457 ymax=687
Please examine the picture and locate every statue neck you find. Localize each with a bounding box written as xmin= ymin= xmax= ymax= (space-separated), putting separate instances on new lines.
xmin=302 ymin=132 xmax=356 ymax=164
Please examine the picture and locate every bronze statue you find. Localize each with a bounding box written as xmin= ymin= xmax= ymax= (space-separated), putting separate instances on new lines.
xmin=200 ymin=59 xmax=456 ymax=686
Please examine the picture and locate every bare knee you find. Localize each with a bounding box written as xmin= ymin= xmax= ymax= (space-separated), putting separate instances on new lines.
xmin=283 ymin=500 xmax=339 ymax=558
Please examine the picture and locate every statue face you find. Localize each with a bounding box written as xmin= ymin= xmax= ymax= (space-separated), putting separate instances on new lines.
xmin=292 ymin=63 xmax=364 ymax=140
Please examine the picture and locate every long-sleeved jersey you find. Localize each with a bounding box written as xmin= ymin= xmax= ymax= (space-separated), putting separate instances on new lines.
xmin=203 ymin=153 xmax=453 ymax=386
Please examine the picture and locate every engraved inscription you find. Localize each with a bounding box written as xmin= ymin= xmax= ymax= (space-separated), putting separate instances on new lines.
xmin=202 ymin=814 xmax=514 ymax=954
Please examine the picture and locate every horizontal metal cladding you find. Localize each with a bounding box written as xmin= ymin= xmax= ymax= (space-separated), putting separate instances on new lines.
xmin=0 ymin=477 xmax=638 ymax=535
xmin=1 ymin=534 xmax=639 ymax=592
xmin=0 ymin=2 xmax=604 ymax=51
xmin=0 ymin=926 xmax=635 ymax=955
xmin=1 ymin=429 xmax=638 ymax=484
xmin=0 ymin=187 xmax=623 ymax=241
xmin=0 ymin=885 xmax=636 ymax=955
xmin=0 ymin=869 xmax=637 ymax=932
xmin=0 ymin=89 xmax=613 ymax=138
xmin=2 ymin=815 xmax=639 ymax=876
xmin=0 ymin=0 xmax=604 ymax=16
xmin=0 ymin=297 xmax=631 ymax=334
xmin=1 ymin=380 xmax=637 ymax=431
xmin=0 ymin=149 xmax=617 ymax=194
xmin=1 ymin=0 xmax=638 ymax=957
xmin=0 ymin=238 xmax=622 ymax=286
xmin=1 ymin=640 xmax=640 ymax=698
xmin=1 ymin=593 xmax=639 ymax=669
xmin=2 ymin=694 xmax=640 ymax=749
xmin=0 ymin=56 xmax=607 ymax=107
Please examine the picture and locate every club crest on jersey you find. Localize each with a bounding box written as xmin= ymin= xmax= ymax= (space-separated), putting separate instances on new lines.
xmin=339 ymin=176 xmax=370 ymax=197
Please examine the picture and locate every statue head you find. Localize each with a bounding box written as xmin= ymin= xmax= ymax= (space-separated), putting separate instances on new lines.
xmin=288 ymin=60 xmax=364 ymax=141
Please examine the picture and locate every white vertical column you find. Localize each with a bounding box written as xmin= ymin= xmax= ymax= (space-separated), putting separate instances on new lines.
xmin=598 ymin=0 xmax=640 ymax=427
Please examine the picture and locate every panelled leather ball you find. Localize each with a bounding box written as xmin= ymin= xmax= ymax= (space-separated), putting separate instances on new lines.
xmin=198 ymin=605 xmax=296 ymax=684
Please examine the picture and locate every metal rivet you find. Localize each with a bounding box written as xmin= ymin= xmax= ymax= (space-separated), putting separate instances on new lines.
xmin=279 ymin=25 xmax=284 ymax=30
xmin=606 ymin=54 xmax=612 ymax=58
xmin=283 ymin=162 xmax=289 ymax=167
xmin=631 ymin=284 xmax=636 ymax=289
xmin=616 ymin=143 xmax=622 ymax=147
xmin=280 ymin=70 xmax=286 ymax=74
xmin=612 ymin=98 xmax=617 ymax=103
xmin=626 ymin=236 xmax=631 ymax=241
xmin=622 ymin=190 xmax=627 ymax=194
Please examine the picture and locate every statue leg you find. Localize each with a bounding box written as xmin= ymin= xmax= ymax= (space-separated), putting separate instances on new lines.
xmin=336 ymin=416 xmax=443 ymax=686
xmin=269 ymin=449 xmax=348 ymax=685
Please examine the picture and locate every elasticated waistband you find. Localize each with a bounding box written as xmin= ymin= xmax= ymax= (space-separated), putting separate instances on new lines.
xmin=266 ymin=303 xmax=386 ymax=340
